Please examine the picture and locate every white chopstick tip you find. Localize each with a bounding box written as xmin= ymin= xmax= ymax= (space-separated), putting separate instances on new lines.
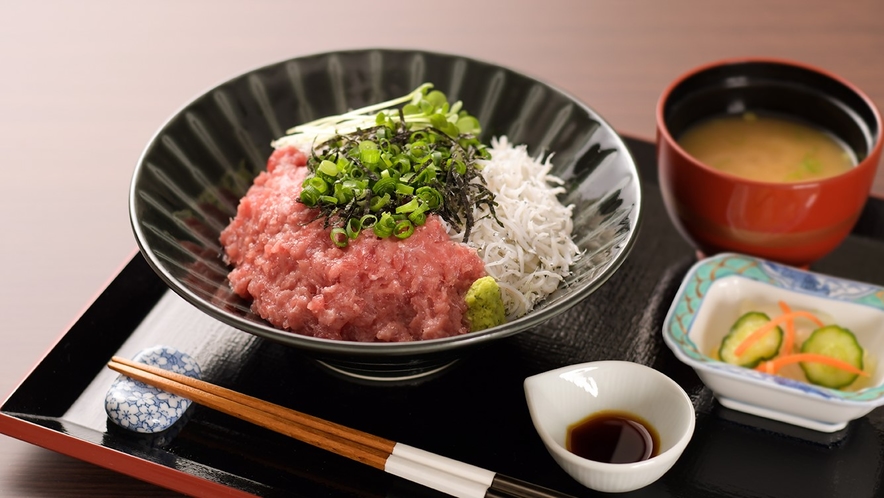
xmin=391 ymin=443 xmax=496 ymax=486
xmin=385 ymin=451 xmax=491 ymax=498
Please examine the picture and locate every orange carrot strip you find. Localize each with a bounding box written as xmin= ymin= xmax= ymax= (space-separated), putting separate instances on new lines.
xmin=734 ymin=310 xmax=826 ymax=357
xmin=755 ymin=353 xmax=868 ymax=377
xmin=778 ymin=301 xmax=796 ymax=355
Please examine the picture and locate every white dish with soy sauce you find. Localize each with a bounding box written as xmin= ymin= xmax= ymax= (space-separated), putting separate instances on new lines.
xmin=523 ymin=361 xmax=695 ymax=493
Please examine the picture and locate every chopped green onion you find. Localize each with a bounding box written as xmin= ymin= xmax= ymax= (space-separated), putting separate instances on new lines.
xmin=345 ymin=217 xmax=361 ymax=239
xmin=343 ymin=179 xmax=367 ymax=191
xmin=330 ymin=228 xmax=348 ymax=247
xmin=416 ymin=186 xmax=443 ymax=209
xmin=396 ymin=198 xmax=421 ymax=214
xmin=299 ymin=186 xmax=320 ymax=206
xmin=409 ymin=141 xmax=429 ymax=159
xmin=408 ymin=208 xmax=427 ymax=226
xmin=394 ymin=220 xmax=415 ymax=239
xmin=350 ymin=167 xmax=367 ymax=180
xmin=415 ymin=165 xmax=437 ymax=183
xmin=304 ymin=176 xmax=329 ymax=194
xmin=360 ymin=214 xmax=377 ymax=228
xmin=372 ymin=177 xmax=397 ymax=195
xmin=319 ymin=159 xmax=339 ymax=176
xmin=358 ymin=140 xmax=378 ymax=151
xmin=374 ymin=212 xmax=397 ymax=238
xmin=361 ymin=148 xmax=381 ymax=165
xmin=370 ymin=193 xmax=391 ymax=211
xmin=334 ymin=183 xmax=355 ymax=204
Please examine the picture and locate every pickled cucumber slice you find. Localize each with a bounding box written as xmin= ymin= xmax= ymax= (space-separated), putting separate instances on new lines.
xmin=719 ymin=312 xmax=783 ymax=368
xmin=800 ymin=325 xmax=864 ymax=389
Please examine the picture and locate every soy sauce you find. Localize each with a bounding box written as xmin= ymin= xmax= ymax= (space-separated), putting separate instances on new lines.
xmin=566 ymin=410 xmax=660 ymax=464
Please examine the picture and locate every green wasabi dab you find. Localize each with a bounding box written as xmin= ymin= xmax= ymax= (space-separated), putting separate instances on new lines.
xmin=465 ymin=276 xmax=506 ymax=331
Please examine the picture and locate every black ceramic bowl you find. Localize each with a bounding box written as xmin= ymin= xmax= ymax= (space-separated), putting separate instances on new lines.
xmin=129 ymin=49 xmax=642 ymax=381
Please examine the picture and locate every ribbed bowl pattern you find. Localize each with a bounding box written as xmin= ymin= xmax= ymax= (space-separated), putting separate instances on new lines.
xmin=129 ymin=49 xmax=642 ymax=379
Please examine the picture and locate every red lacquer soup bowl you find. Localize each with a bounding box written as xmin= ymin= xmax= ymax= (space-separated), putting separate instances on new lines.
xmin=656 ymin=58 xmax=882 ymax=267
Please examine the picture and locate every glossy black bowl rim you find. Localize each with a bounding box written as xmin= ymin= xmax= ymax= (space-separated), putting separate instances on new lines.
xmin=129 ymin=47 xmax=643 ymax=357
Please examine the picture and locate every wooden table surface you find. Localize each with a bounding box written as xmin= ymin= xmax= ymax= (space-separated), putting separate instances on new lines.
xmin=2 ymin=1 xmax=883 ymax=496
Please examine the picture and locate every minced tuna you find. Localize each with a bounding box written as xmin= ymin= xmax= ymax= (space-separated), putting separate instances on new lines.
xmin=219 ymin=146 xmax=488 ymax=342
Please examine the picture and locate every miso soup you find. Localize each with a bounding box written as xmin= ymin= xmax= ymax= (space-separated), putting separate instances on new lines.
xmin=677 ymin=112 xmax=856 ymax=182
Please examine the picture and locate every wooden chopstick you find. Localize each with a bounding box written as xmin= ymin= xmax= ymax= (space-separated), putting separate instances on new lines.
xmin=107 ymin=356 xmax=575 ymax=498
xmin=108 ymin=356 xmax=391 ymax=468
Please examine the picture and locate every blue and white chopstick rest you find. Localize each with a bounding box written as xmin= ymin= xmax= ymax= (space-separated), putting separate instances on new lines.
xmin=105 ymin=346 xmax=202 ymax=433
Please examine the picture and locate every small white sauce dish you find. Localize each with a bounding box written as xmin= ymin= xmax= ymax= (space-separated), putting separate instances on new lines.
xmin=663 ymin=252 xmax=884 ymax=433
xmin=524 ymin=360 xmax=695 ymax=493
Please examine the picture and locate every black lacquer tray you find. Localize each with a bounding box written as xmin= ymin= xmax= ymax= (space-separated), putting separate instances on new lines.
xmin=3 ymin=137 xmax=884 ymax=498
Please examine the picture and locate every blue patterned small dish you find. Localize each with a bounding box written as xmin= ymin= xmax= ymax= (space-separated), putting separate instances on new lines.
xmin=105 ymin=346 xmax=202 ymax=434
xmin=663 ymin=253 xmax=884 ymax=432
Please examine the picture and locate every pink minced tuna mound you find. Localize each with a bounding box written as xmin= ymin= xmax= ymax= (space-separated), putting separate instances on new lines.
xmin=219 ymin=146 xmax=488 ymax=342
